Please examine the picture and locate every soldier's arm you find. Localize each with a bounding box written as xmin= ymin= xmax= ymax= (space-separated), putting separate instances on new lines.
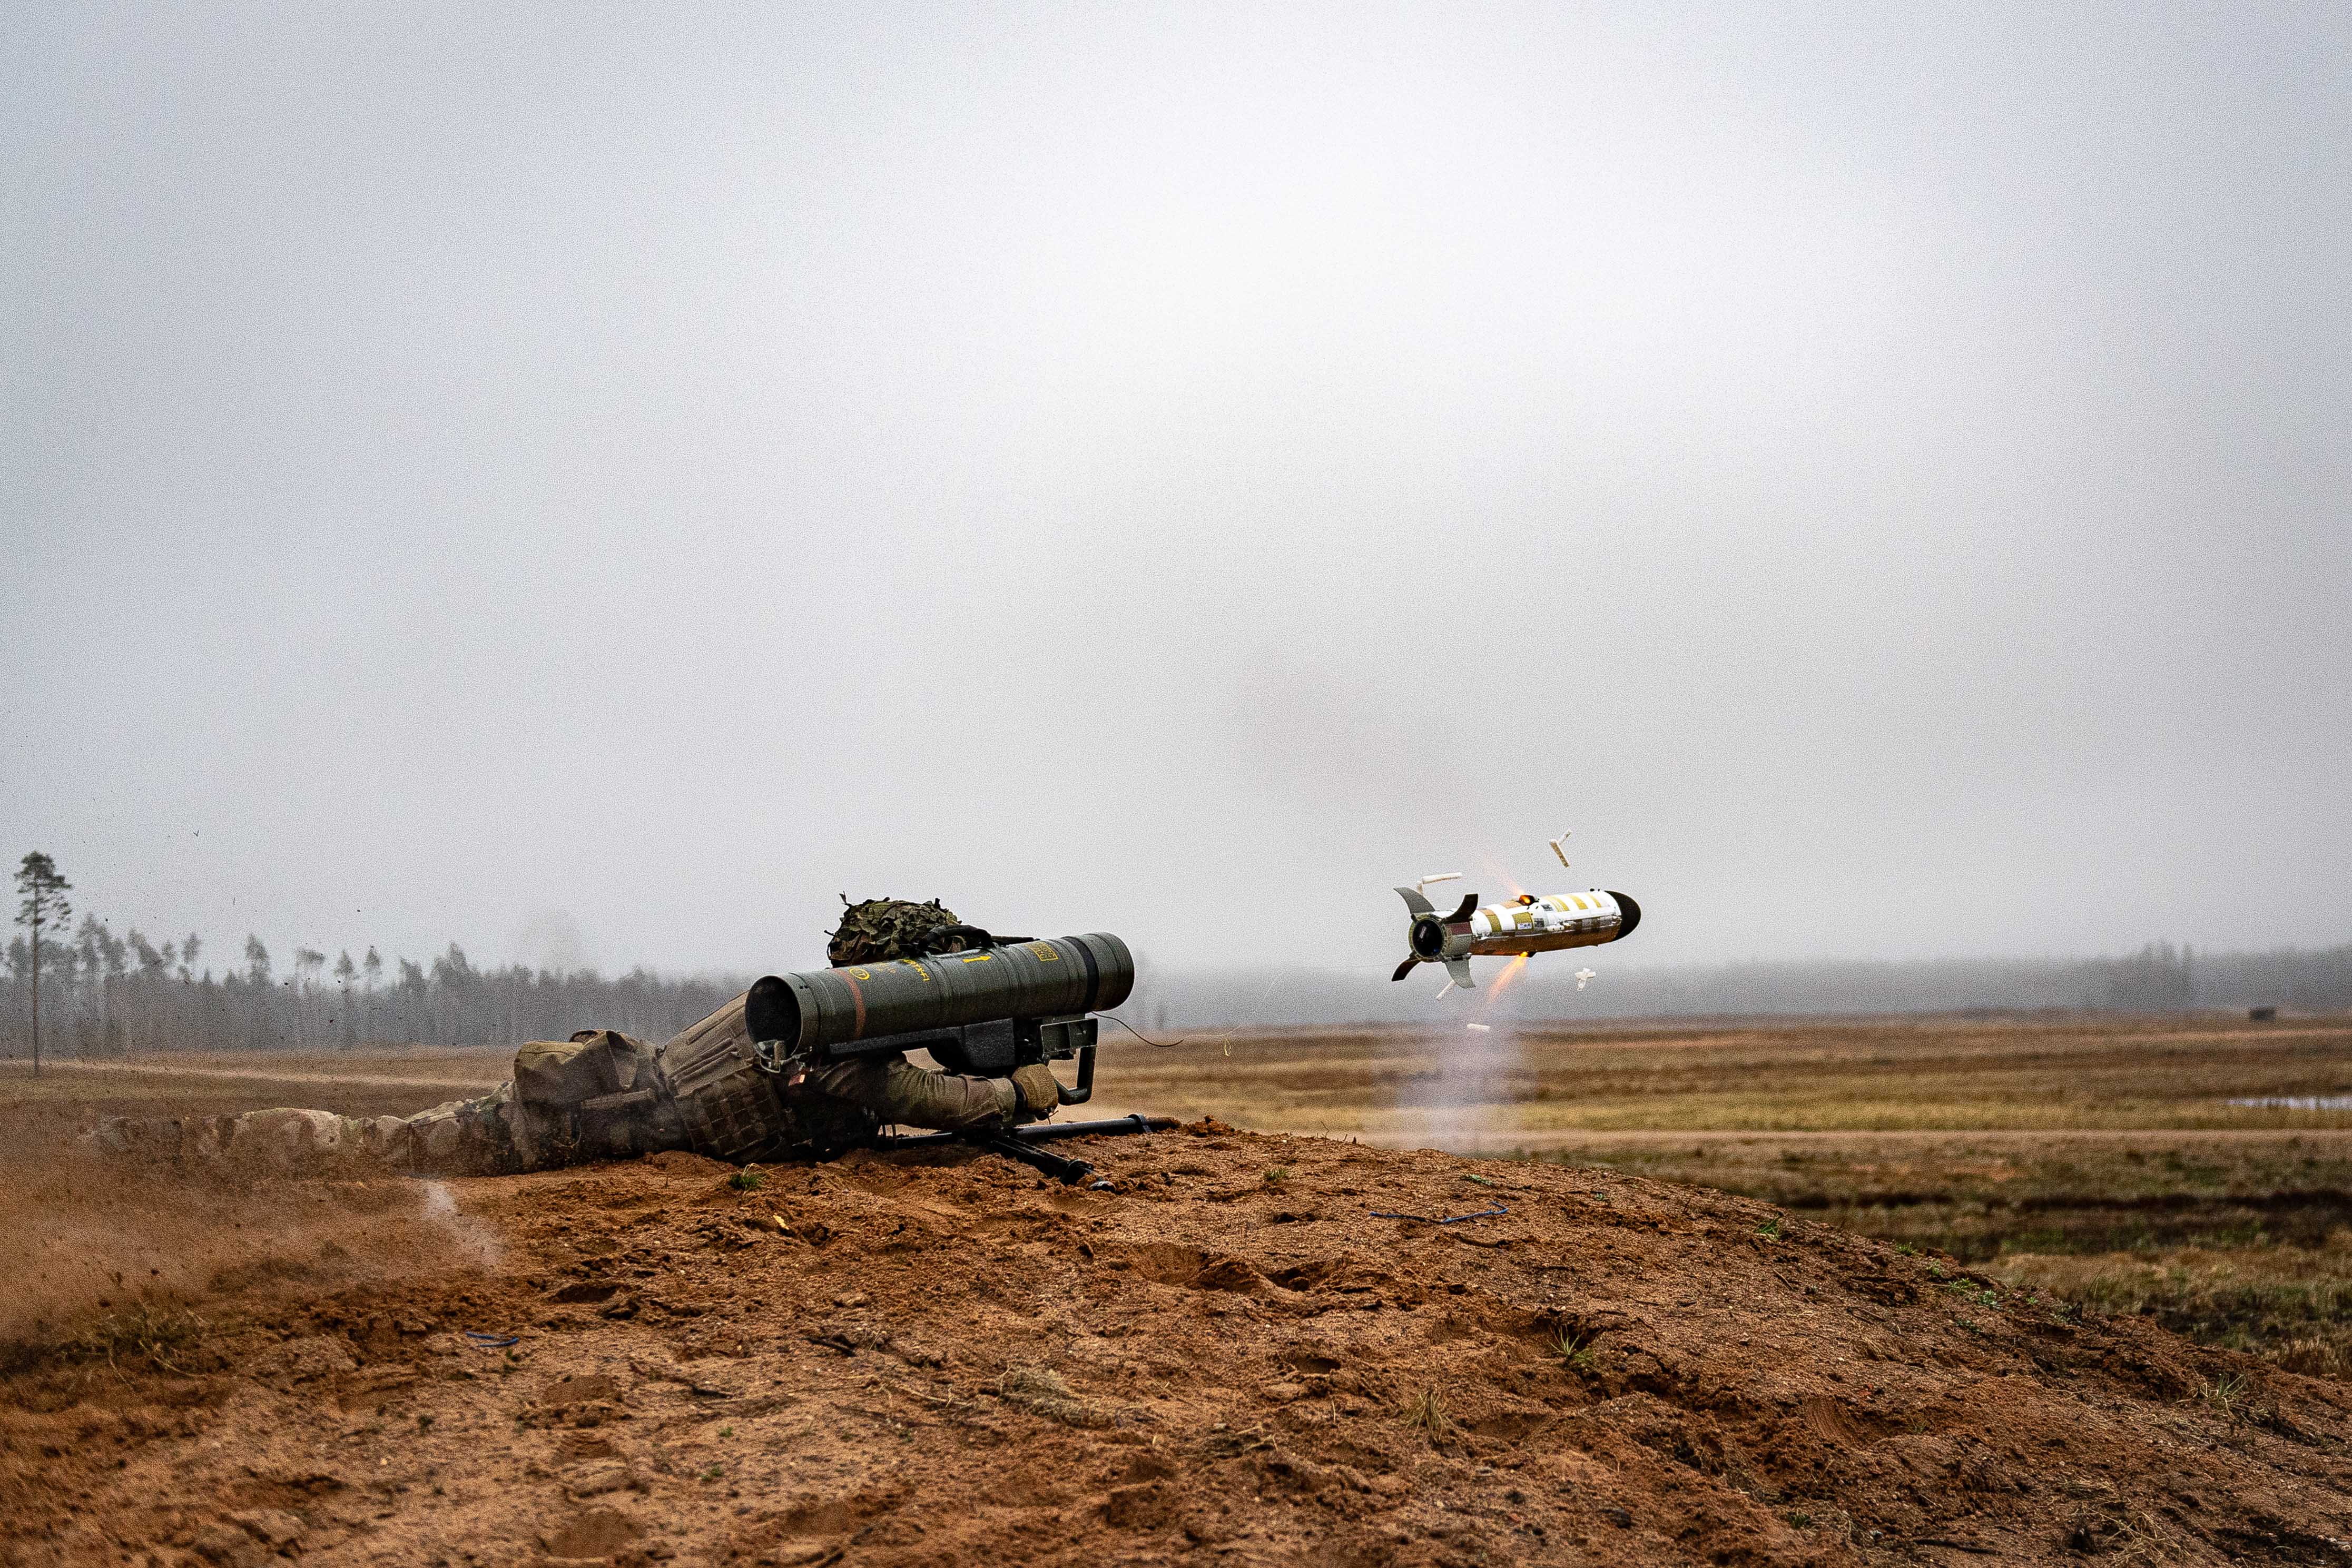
xmin=798 ymin=1053 xmax=1021 ymax=1131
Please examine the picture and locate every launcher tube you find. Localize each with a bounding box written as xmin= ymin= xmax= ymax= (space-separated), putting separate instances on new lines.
xmin=742 ymin=933 xmax=1135 ymax=1053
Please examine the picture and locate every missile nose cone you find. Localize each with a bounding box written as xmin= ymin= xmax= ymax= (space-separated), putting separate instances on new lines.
xmin=1608 ymin=892 xmax=1641 ymax=939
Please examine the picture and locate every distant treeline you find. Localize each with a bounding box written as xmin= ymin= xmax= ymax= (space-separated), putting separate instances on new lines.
xmin=1 ymin=922 xmax=746 ymax=1059
xmin=1567 ymin=941 xmax=2352 ymax=1020
xmin=5 ymin=918 xmax=2347 ymax=1063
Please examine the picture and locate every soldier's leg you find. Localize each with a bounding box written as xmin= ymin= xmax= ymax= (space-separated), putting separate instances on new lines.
xmin=390 ymin=1083 xmax=525 ymax=1175
xmin=511 ymin=1031 xmax=688 ymax=1166
xmin=84 ymin=1091 xmax=514 ymax=1177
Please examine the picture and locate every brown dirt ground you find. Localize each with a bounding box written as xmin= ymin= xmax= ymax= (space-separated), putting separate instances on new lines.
xmin=8 ymin=1121 xmax=2352 ymax=1566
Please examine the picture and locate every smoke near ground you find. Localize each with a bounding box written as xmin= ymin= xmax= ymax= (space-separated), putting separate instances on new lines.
xmin=0 ymin=1061 xmax=513 ymax=1344
xmin=0 ymin=1143 xmax=501 ymax=1347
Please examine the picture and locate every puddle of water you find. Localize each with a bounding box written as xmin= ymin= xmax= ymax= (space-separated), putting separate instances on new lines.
xmin=2228 ymin=1096 xmax=2352 ymax=1111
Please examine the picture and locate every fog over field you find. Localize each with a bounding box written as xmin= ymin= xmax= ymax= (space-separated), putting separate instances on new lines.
xmin=5 ymin=4 xmax=2346 ymax=990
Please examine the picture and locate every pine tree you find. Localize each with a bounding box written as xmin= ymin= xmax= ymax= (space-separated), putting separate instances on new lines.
xmin=362 ymin=946 xmax=381 ymax=1043
xmin=243 ymin=935 xmax=273 ymax=1048
xmin=333 ymin=950 xmax=357 ymax=1047
xmin=98 ymin=922 xmax=127 ymax=1056
xmin=293 ymin=948 xmax=325 ymax=1046
xmin=12 ymin=853 xmax=72 ymax=1076
xmin=128 ymin=931 xmax=168 ymax=1051
xmin=74 ymin=915 xmax=103 ymax=1056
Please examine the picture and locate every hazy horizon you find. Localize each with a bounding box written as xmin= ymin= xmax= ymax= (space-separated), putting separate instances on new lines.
xmin=7 ymin=4 xmax=2346 ymax=984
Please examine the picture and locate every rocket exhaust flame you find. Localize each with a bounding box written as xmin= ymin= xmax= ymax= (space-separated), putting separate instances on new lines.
xmin=1488 ymin=953 xmax=1529 ymax=999
xmin=1479 ymin=854 xmax=1526 ymax=902
xmin=1467 ymin=954 xmax=1529 ymax=1030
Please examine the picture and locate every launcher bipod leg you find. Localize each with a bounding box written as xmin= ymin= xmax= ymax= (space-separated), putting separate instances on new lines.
xmin=979 ymin=1131 xmax=1106 ymax=1188
xmin=871 ymin=1113 xmax=1179 ymax=1191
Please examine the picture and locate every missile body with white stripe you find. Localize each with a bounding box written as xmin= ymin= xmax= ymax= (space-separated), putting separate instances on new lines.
xmin=1390 ymin=886 xmax=1641 ymax=989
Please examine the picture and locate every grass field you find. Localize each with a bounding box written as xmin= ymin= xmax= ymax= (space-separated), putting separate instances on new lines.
xmin=1099 ymin=1012 xmax=2352 ymax=1135
xmin=10 ymin=1011 xmax=2351 ymax=1376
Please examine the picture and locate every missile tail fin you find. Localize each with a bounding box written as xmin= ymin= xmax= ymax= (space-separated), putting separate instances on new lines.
xmin=1396 ymin=886 xmax=1435 ymax=916
xmin=1445 ymin=894 xmax=1479 ymax=923
xmin=1445 ymin=959 xmax=1475 ymax=990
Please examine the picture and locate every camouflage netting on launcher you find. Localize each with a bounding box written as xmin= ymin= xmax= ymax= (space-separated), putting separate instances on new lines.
xmin=826 ymin=897 xmax=962 ymax=967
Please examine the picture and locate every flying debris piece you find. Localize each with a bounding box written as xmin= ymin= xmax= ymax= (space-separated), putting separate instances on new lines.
xmin=1391 ymin=880 xmax=1641 ymax=990
xmin=1574 ymin=968 xmax=1597 ymax=990
xmin=1549 ymin=837 xmax=1571 ymax=868
xmin=1465 ymin=1022 xmax=1492 ymax=1033
xmin=1416 ymin=871 xmax=1463 ymax=894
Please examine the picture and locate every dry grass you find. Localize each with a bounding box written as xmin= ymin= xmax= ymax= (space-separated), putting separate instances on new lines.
xmin=1998 ymin=1238 xmax=2352 ymax=1378
xmin=996 ymin=1364 xmax=1110 ymax=1428
xmin=1 ymin=1298 xmax=213 ymax=1379
xmin=1401 ymin=1385 xmax=1455 ymax=1445
xmin=70 ymin=1300 xmax=210 ymax=1375
xmin=1533 ymin=1134 xmax=2352 ymax=1249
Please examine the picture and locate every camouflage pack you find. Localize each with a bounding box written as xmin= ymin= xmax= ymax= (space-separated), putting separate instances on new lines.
xmin=826 ymin=896 xmax=965 ymax=967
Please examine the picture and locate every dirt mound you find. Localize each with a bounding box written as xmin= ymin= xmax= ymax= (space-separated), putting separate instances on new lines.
xmin=6 ymin=1127 xmax=2351 ymax=1565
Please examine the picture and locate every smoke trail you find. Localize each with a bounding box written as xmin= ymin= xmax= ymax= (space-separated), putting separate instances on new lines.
xmin=1395 ymin=956 xmax=1529 ymax=1151
xmin=417 ymin=1180 xmax=503 ymax=1270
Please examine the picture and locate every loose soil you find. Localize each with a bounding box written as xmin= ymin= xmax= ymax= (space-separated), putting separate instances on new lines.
xmin=8 ymin=1125 xmax=2352 ymax=1566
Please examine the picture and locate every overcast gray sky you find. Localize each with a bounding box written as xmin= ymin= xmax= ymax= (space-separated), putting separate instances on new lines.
xmin=4 ymin=3 xmax=2346 ymax=982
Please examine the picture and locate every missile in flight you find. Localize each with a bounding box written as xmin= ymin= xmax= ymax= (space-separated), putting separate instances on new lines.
xmin=1390 ymin=885 xmax=1641 ymax=990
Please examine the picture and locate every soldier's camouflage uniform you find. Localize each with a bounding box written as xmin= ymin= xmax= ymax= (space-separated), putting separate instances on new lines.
xmin=88 ymin=900 xmax=1057 ymax=1176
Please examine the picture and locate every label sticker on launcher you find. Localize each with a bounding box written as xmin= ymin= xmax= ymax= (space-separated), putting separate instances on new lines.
xmin=1028 ymin=943 xmax=1060 ymax=960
